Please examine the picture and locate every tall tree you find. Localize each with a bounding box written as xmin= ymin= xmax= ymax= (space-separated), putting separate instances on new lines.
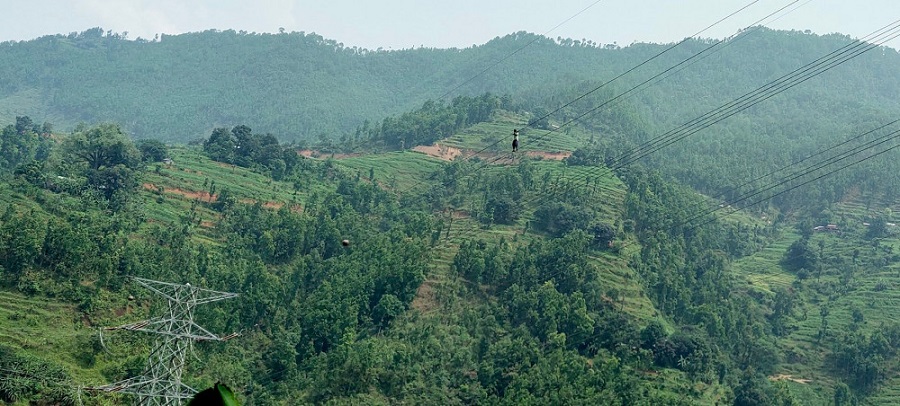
xmin=60 ymin=123 xmax=142 ymax=207
xmin=62 ymin=123 xmax=140 ymax=171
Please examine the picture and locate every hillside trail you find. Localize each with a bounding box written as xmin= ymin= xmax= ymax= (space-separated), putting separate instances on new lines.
xmin=412 ymin=142 xmax=571 ymax=162
xmin=297 ymin=149 xmax=361 ymax=159
xmin=296 ymin=143 xmax=570 ymax=163
xmin=769 ymin=374 xmax=812 ymax=384
xmin=411 ymin=211 xmax=479 ymax=316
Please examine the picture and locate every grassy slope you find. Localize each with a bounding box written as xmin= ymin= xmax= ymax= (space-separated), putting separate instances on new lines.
xmin=727 ymin=193 xmax=900 ymax=404
xmin=339 ymin=151 xmax=445 ymax=192
xmin=9 ymin=112 xmax=891 ymax=404
xmin=343 ymin=117 xmax=732 ymax=403
xmin=138 ymin=147 xmax=332 ymax=244
xmin=440 ymin=110 xmax=592 ymax=154
xmin=731 ymin=230 xmax=802 ymax=295
xmin=0 ymin=147 xmax=328 ymax=393
xmin=0 ymin=290 xmax=96 ymax=381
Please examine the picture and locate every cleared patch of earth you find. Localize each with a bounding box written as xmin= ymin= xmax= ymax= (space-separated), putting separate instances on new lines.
xmin=411 ymin=280 xmax=438 ymax=313
xmin=526 ymin=150 xmax=571 ymax=160
xmin=298 ymin=149 xmax=361 ymax=159
xmin=412 ymin=143 xmax=464 ymax=161
xmin=412 ymin=142 xmax=571 ymax=163
xmin=769 ymin=374 xmax=812 ymax=384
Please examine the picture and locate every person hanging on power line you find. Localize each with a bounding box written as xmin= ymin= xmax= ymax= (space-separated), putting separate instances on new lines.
xmin=512 ymin=129 xmax=519 ymax=152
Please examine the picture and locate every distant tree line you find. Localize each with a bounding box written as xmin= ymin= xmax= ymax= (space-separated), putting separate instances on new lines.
xmin=348 ymin=94 xmax=507 ymax=151
xmin=0 ymin=116 xmax=53 ymax=172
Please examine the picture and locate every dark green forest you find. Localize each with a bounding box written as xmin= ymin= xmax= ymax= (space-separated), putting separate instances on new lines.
xmin=1 ymin=27 xmax=898 ymax=146
xmin=0 ymin=25 xmax=899 ymax=406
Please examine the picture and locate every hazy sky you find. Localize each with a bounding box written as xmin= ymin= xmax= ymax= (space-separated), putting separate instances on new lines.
xmin=1 ymin=0 xmax=897 ymax=49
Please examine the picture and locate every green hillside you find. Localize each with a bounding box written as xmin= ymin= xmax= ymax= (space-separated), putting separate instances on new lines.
xmin=0 ymin=37 xmax=899 ymax=404
xmin=1 ymin=27 xmax=898 ymax=150
xmin=0 ymin=115 xmax=702 ymax=404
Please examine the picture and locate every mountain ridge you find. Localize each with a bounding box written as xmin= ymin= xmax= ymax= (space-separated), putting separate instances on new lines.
xmin=1 ymin=27 xmax=897 ymax=145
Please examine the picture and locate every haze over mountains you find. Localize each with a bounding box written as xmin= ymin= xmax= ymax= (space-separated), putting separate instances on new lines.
xmin=0 ymin=27 xmax=897 ymax=144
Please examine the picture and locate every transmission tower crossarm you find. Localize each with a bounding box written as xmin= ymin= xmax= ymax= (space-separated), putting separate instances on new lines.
xmin=132 ymin=276 xmax=238 ymax=305
xmin=86 ymin=277 xmax=238 ymax=405
xmin=106 ymin=318 xmax=224 ymax=341
xmin=190 ymin=291 xmax=239 ymax=306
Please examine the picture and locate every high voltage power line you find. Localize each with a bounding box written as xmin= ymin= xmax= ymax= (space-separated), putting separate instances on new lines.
xmin=527 ymin=16 xmax=900 ymax=204
xmin=611 ymin=21 xmax=900 ymax=169
xmin=521 ymin=0 xmax=763 ymax=130
xmin=435 ymin=16 xmax=900 ymax=257
xmin=445 ymin=117 xmax=900 ymax=266
xmin=434 ymin=119 xmax=900 ymax=353
xmin=434 ymin=0 xmax=607 ymax=102
xmin=84 ymin=277 xmax=239 ymax=405
xmin=208 ymin=4 xmax=898 ymax=397
xmin=399 ymin=0 xmax=777 ymax=195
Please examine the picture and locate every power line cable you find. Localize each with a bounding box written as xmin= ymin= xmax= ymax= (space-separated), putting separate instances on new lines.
xmin=523 ymin=0 xmax=763 ymax=130
xmin=523 ymin=121 xmax=900 ymax=292
xmin=507 ymin=18 xmax=900 ymax=212
xmin=438 ymin=15 xmax=900 ymax=266
xmin=511 ymin=15 xmax=900 ymax=189
xmin=686 ymin=128 xmax=900 ymax=235
xmin=435 ymin=0 xmax=607 ymax=102
xmin=545 ymin=117 xmax=900 ymax=254
xmin=680 ymin=119 xmax=900 ymax=220
xmin=610 ymin=19 xmax=900 ymax=169
xmin=677 ymin=127 xmax=900 ymax=289
xmin=399 ymin=0 xmax=773 ymax=196
xmin=697 ymin=118 xmax=900 ymax=205
xmin=525 ymin=0 xmax=816 ymax=144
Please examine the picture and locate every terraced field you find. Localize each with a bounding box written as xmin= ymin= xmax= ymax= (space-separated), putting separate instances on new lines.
xmin=0 ymin=290 xmax=101 ymax=383
xmin=338 ymin=150 xmax=446 ymax=192
xmin=731 ymin=194 xmax=900 ymax=404
xmin=440 ymin=111 xmax=592 ymax=156
xmin=730 ymin=230 xmax=802 ymax=294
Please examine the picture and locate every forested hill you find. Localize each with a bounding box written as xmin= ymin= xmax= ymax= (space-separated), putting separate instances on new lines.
xmin=0 ymin=27 xmax=898 ymax=143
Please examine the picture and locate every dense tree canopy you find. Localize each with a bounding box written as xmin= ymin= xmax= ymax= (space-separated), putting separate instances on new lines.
xmin=0 ymin=27 xmax=897 ymax=149
xmin=0 ymin=23 xmax=899 ymax=404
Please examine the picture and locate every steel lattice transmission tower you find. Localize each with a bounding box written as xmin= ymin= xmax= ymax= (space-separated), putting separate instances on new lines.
xmin=86 ymin=277 xmax=239 ymax=405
